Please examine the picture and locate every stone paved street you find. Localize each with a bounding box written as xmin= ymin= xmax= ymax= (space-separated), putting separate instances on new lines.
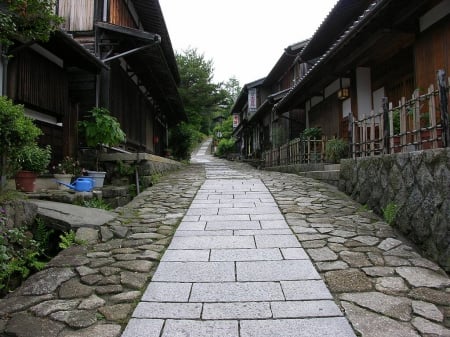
xmin=1 ymin=138 xmax=449 ymax=337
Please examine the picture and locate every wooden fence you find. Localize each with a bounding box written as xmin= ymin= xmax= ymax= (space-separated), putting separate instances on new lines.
xmin=263 ymin=70 xmax=450 ymax=167
xmin=263 ymin=138 xmax=326 ymax=167
xmin=352 ymin=71 xmax=449 ymax=157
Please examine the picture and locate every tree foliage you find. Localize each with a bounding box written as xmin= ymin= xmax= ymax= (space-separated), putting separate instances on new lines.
xmin=170 ymin=48 xmax=240 ymax=160
xmin=0 ymin=0 xmax=63 ymax=48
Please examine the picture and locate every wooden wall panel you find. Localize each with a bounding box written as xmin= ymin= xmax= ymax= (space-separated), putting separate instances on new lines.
xmin=58 ymin=0 xmax=94 ymax=31
xmin=415 ymin=18 xmax=450 ymax=91
xmin=109 ymin=63 xmax=154 ymax=152
xmin=309 ymin=96 xmax=340 ymax=139
xmin=9 ymin=49 xmax=69 ymax=116
xmin=109 ymin=0 xmax=136 ymax=28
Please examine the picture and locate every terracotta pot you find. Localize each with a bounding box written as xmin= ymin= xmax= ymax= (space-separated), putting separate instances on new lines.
xmin=15 ymin=171 xmax=38 ymax=192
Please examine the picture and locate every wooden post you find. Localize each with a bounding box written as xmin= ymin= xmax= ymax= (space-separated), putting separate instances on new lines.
xmin=382 ymin=97 xmax=389 ymax=154
xmin=437 ymin=69 xmax=449 ymax=147
xmin=348 ymin=112 xmax=353 ymax=158
xmin=428 ymin=84 xmax=437 ymax=149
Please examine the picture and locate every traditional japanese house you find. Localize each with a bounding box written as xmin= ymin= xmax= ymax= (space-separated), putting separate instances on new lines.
xmin=231 ymin=40 xmax=309 ymax=159
xmin=1 ymin=30 xmax=105 ymax=162
xmin=275 ymin=0 xmax=450 ymax=144
xmin=56 ymin=0 xmax=185 ymax=155
xmin=1 ymin=0 xmax=185 ymax=164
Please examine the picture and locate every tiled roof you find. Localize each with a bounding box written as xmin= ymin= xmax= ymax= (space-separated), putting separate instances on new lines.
xmin=274 ymin=0 xmax=386 ymax=113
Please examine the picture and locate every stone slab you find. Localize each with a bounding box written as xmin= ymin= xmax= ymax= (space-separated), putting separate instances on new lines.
xmin=281 ymin=280 xmax=333 ymax=300
xmin=176 ymin=221 xmax=206 ymax=231
xmin=132 ymin=302 xmax=202 ymax=319
xmin=174 ymin=230 xmax=233 ymax=236
xmin=161 ymin=249 xmax=210 ymax=262
xmin=240 ymin=318 xmax=356 ymax=337
xmin=169 ymin=236 xmax=255 ymax=249
xmin=260 ymin=220 xmax=290 ymax=229
xmin=202 ymin=302 xmax=272 ymax=319
xmin=210 ymin=248 xmax=282 ymax=261
xmin=218 ymin=207 xmax=280 ymax=215
xmin=237 ymin=260 xmax=320 ymax=281
xmin=29 ymin=199 xmax=116 ymax=230
xmin=271 ymin=300 xmax=343 ymax=318
xmin=152 ymin=262 xmax=235 ymax=282
xmin=205 ymin=220 xmax=261 ymax=230
xmin=251 ymin=214 xmax=285 ymax=221
xmin=162 ymin=319 xmax=239 ymax=337
xmin=121 ymin=319 xmax=164 ymax=337
xmin=141 ymin=282 xmax=192 ymax=302
xmin=234 ymin=229 xmax=293 ymax=236
xmin=189 ymin=282 xmax=284 ymax=302
xmin=281 ymin=248 xmax=309 ymax=260
xmin=255 ymin=235 xmax=301 ymax=248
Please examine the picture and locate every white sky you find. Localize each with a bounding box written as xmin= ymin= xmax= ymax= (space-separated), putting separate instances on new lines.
xmin=159 ymin=0 xmax=338 ymax=86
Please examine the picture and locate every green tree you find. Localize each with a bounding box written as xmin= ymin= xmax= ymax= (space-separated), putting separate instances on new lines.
xmin=0 ymin=0 xmax=63 ymax=48
xmin=170 ymin=48 xmax=240 ymax=160
xmin=176 ymin=48 xmax=219 ymax=134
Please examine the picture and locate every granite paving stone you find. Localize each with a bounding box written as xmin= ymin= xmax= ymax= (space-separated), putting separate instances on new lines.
xmin=189 ymin=282 xmax=285 ymax=302
xmin=240 ymin=318 xmax=356 ymax=337
xmin=202 ymin=302 xmax=272 ymax=319
xmin=237 ymin=260 xmax=321 ymax=281
xmin=2 ymin=139 xmax=449 ymax=337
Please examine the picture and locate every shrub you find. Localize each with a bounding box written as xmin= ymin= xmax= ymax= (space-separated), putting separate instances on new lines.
xmin=0 ymin=208 xmax=47 ymax=295
xmin=325 ymin=138 xmax=349 ymax=163
xmin=216 ymin=138 xmax=235 ymax=157
xmin=13 ymin=144 xmax=51 ymax=173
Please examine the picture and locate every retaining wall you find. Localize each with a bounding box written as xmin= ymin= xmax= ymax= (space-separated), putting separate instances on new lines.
xmin=339 ymin=148 xmax=450 ymax=271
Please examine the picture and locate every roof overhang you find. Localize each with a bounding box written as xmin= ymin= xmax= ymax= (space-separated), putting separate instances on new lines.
xmin=96 ymin=22 xmax=186 ymax=125
xmin=10 ymin=30 xmax=106 ymax=73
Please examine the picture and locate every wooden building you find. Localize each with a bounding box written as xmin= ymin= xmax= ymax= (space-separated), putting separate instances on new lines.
xmin=275 ymin=0 xmax=450 ymax=142
xmin=231 ymin=40 xmax=309 ymax=159
xmin=1 ymin=0 xmax=185 ymax=163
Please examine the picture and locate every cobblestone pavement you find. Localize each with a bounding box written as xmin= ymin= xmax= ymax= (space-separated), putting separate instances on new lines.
xmin=1 ymin=139 xmax=449 ymax=337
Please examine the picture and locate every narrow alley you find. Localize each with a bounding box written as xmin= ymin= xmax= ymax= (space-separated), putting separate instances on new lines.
xmin=1 ymin=139 xmax=449 ymax=337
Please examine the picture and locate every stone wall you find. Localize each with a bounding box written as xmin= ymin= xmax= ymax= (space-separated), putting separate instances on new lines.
xmin=339 ymin=148 xmax=450 ymax=271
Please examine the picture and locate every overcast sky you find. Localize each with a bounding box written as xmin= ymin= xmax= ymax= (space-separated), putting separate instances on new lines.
xmin=159 ymin=0 xmax=338 ymax=86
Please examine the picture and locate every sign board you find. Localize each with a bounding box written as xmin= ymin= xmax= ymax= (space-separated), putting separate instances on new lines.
xmin=248 ymin=88 xmax=257 ymax=112
xmin=233 ymin=114 xmax=240 ymax=128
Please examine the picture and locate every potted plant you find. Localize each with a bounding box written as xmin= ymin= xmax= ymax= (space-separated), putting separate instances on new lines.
xmin=78 ymin=107 xmax=126 ymax=188
xmin=0 ymin=97 xmax=42 ymax=191
xmin=13 ymin=143 xmax=51 ymax=192
xmin=52 ymin=156 xmax=81 ymax=190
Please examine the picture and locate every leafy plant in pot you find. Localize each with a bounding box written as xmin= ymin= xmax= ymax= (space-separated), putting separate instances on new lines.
xmin=0 ymin=97 xmax=43 ymax=191
xmin=78 ymin=107 xmax=126 ymax=188
xmin=13 ymin=143 xmax=52 ymax=192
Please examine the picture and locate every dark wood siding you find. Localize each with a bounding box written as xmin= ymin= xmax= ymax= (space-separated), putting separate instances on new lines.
xmin=7 ymin=49 xmax=69 ymax=117
xmin=415 ymin=18 xmax=450 ymax=91
xmin=109 ymin=0 xmax=136 ymax=28
xmin=109 ymin=62 xmax=154 ymax=152
xmin=309 ymin=96 xmax=340 ymax=139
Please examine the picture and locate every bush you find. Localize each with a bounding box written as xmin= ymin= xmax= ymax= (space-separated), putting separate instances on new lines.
xmin=13 ymin=144 xmax=51 ymax=173
xmin=169 ymin=122 xmax=203 ymax=161
xmin=0 ymin=207 xmax=47 ymax=295
xmin=216 ymin=138 xmax=235 ymax=157
xmin=325 ymin=138 xmax=348 ymax=163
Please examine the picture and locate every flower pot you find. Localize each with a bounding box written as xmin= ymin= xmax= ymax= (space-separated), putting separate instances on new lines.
xmin=53 ymin=174 xmax=73 ymax=190
xmin=86 ymin=170 xmax=106 ymax=188
xmin=15 ymin=171 xmax=38 ymax=192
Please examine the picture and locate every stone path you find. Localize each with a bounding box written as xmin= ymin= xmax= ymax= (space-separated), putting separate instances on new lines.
xmin=1 ymin=138 xmax=449 ymax=337
xmin=122 ymin=144 xmax=355 ymax=336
